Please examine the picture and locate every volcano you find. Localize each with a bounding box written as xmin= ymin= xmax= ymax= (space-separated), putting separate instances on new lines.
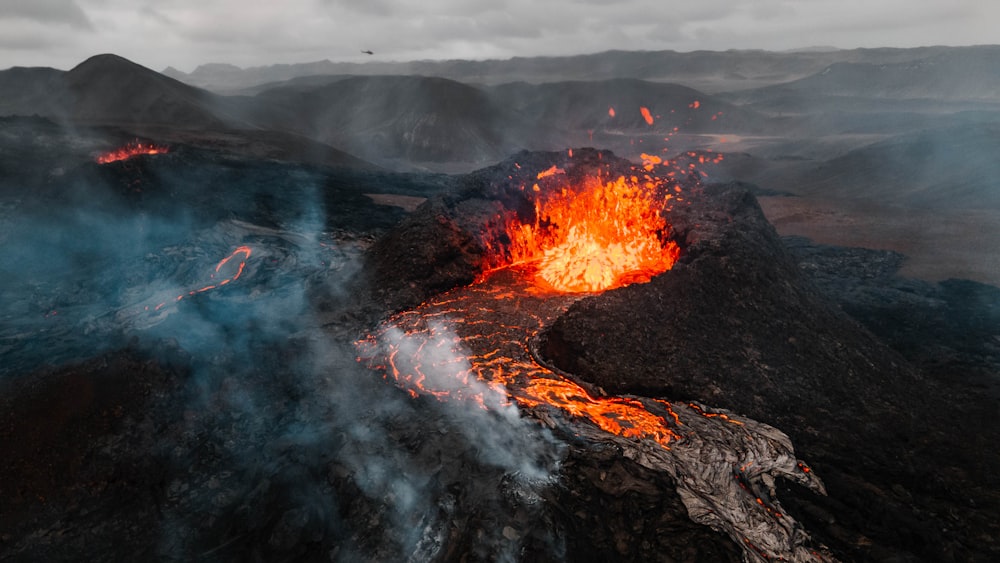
xmin=358 ymin=148 xmax=995 ymax=561
xmin=2 ymin=50 xmax=1000 ymax=562
xmin=0 ymin=130 xmax=997 ymax=561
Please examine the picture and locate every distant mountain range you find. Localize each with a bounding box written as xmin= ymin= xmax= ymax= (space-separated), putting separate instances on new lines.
xmin=2 ymin=48 xmax=1000 ymax=208
xmin=728 ymin=46 xmax=1000 ymax=105
xmin=162 ymin=46 xmax=1000 ymax=96
xmin=0 ymin=53 xmax=765 ymax=167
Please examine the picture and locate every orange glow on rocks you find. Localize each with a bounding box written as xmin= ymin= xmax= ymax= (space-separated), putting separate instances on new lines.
xmin=489 ymin=173 xmax=679 ymax=293
xmin=96 ymin=141 xmax=169 ymax=164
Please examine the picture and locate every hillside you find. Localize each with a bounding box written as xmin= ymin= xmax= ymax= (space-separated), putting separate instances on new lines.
xmin=240 ymin=75 xmax=542 ymax=164
xmin=0 ymin=54 xmax=243 ymax=129
xmin=772 ymin=123 xmax=1000 ymax=208
xmin=490 ymin=79 xmax=767 ymax=133
xmin=64 ymin=54 xmax=243 ymax=127
xmin=0 ymin=67 xmax=65 ymax=117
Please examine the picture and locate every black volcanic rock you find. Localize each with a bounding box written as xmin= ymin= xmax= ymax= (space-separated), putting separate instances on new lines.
xmin=0 ymin=339 xmax=744 ymax=563
xmin=541 ymin=185 xmax=916 ymax=417
xmin=5 ymin=141 xmax=998 ymax=561
xmin=0 ymin=344 xmax=190 ymax=559
xmin=364 ymin=152 xmax=999 ymax=560
xmin=537 ymin=183 xmax=994 ymax=561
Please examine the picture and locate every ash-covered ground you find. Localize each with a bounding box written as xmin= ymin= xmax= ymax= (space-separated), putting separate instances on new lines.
xmin=1 ymin=128 xmax=998 ymax=563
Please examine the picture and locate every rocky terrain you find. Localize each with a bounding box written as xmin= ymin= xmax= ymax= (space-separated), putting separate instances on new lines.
xmin=1 ymin=47 xmax=999 ymax=561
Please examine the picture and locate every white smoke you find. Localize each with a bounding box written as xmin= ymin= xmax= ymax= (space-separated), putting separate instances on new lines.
xmin=379 ymin=319 xmax=562 ymax=482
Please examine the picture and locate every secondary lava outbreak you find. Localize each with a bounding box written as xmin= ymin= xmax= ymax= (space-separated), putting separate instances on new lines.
xmin=95 ymin=140 xmax=169 ymax=164
xmin=358 ymin=150 xmax=833 ymax=562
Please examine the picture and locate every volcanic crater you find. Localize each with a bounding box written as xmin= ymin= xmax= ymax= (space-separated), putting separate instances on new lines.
xmin=1 ymin=141 xmax=997 ymax=562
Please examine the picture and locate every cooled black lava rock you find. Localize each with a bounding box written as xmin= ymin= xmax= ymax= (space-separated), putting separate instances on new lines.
xmin=0 ymin=336 xmax=742 ymax=563
xmin=539 ymin=183 xmax=997 ymax=561
xmin=6 ymin=146 xmax=998 ymax=562
xmin=363 ymin=150 xmax=1000 ymax=560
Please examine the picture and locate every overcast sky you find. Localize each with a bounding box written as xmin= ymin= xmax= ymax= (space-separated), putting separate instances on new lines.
xmin=1 ymin=0 xmax=998 ymax=72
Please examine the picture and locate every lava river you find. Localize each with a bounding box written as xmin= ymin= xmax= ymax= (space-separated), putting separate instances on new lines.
xmin=358 ymin=263 xmax=833 ymax=562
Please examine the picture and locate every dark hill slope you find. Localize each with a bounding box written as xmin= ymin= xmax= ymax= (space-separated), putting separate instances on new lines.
xmin=490 ymin=79 xmax=768 ymax=133
xmin=0 ymin=54 xmax=245 ymax=129
xmin=783 ymin=123 xmax=1000 ymax=208
xmin=729 ymin=46 xmax=1000 ymax=106
xmin=63 ymin=54 xmax=242 ymax=127
xmin=242 ymin=75 xmax=542 ymax=163
xmin=0 ymin=67 xmax=65 ymax=117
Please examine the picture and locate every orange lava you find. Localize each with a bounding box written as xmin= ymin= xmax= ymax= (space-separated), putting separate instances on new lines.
xmin=96 ymin=141 xmax=168 ymax=164
xmin=640 ymin=106 xmax=654 ymax=125
xmin=358 ymin=269 xmax=684 ymax=450
xmin=518 ymin=377 xmax=681 ymax=447
xmin=150 ymin=246 xmax=252 ymax=312
xmin=491 ymin=173 xmax=679 ymax=293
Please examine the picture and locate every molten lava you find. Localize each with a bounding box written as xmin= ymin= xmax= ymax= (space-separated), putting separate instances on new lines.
xmin=149 ymin=246 xmax=252 ymax=312
xmin=359 ymin=267 xmax=685 ymax=449
xmin=96 ymin=141 xmax=169 ymax=164
xmin=358 ymin=155 xmax=828 ymax=561
xmin=357 ymin=264 xmax=825 ymax=562
xmin=640 ymin=106 xmax=654 ymax=125
xmin=490 ymin=173 xmax=679 ymax=293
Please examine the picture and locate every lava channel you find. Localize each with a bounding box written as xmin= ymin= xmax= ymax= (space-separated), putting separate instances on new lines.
xmin=358 ymin=163 xmax=832 ymax=561
xmin=358 ymin=264 xmax=832 ymax=562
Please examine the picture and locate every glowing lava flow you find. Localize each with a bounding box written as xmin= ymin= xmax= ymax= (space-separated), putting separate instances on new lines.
xmin=358 ymin=160 xmax=831 ymax=560
xmin=358 ymin=266 xmax=684 ymax=446
xmin=358 ymin=264 xmax=830 ymax=562
xmin=150 ymin=245 xmax=252 ymax=312
xmin=96 ymin=141 xmax=169 ymax=164
xmin=486 ymin=173 xmax=680 ymax=293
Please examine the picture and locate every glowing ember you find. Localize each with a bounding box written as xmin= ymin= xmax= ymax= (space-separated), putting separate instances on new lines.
xmin=640 ymin=106 xmax=654 ymax=125
xmin=96 ymin=141 xmax=169 ymax=164
xmin=489 ymin=173 xmax=679 ymax=293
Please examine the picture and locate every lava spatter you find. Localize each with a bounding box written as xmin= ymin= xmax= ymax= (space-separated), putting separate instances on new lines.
xmin=484 ymin=173 xmax=680 ymax=293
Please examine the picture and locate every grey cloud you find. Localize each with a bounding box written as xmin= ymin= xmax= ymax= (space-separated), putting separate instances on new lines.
xmin=0 ymin=0 xmax=93 ymax=29
xmin=2 ymin=0 xmax=999 ymax=73
xmin=139 ymin=6 xmax=177 ymax=27
xmin=0 ymin=28 xmax=59 ymax=51
xmin=319 ymin=0 xmax=400 ymax=17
